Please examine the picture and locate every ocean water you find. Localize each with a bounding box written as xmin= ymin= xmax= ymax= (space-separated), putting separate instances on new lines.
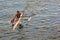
xmin=0 ymin=0 xmax=60 ymax=40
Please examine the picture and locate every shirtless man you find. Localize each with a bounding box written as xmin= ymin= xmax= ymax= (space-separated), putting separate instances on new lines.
xmin=10 ymin=11 xmax=23 ymax=29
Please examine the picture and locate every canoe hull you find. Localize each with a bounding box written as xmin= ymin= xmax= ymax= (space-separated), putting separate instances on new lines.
xmin=13 ymin=14 xmax=23 ymax=31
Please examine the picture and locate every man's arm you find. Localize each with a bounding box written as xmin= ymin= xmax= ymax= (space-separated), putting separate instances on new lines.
xmin=10 ymin=14 xmax=16 ymax=23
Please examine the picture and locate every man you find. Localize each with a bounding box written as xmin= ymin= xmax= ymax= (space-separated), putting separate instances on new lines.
xmin=10 ymin=11 xmax=23 ymax=29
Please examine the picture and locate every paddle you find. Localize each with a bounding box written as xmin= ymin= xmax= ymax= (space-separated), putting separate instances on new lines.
xmin=24 ymin=16 xmax=32 ymax=25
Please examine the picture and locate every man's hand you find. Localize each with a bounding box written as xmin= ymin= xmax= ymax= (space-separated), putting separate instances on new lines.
xmin=10 ymin=18 xmax=15 ymax=23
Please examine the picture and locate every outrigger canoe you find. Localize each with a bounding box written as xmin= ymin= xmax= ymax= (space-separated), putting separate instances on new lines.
xmin=13 ymin=13 xmax=23 ymax=31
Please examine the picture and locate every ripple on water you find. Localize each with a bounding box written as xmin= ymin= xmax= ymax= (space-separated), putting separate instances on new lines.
xmin=0 ymin=0 xmax=60 ymax=40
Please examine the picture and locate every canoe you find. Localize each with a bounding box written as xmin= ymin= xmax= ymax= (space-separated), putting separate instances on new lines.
xmin=13 ymin=13 xmax=23 ymax=31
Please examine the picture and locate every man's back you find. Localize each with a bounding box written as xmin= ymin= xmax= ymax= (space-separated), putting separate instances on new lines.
xmin=16 ymin=13 xmax=21 ymax=18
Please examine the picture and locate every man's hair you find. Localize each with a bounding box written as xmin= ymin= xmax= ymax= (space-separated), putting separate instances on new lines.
xmin=17 ymin=11 xmax=19 ymax=13
xmin=17 ymin=11 xmax=21 ymax=15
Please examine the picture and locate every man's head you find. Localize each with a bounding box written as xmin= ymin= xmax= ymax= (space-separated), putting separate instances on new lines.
xmin=17 ymin=11 xmax=19 ymax=13
xmin=17 ymin=11 xmax=21 ymax=15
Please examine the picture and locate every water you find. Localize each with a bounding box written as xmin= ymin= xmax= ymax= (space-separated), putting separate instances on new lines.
xmin=0 ymin=0 xmax=60 ymax=40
